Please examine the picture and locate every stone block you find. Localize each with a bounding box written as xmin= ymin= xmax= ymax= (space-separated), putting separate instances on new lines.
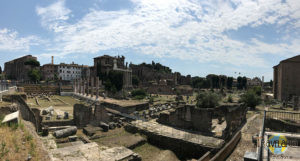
xmin=83 ymin=126 xmax=102 ymax=136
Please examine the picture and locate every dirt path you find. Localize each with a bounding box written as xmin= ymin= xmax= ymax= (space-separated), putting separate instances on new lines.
xmin=226 ymin=114 xmax=262 ymax=161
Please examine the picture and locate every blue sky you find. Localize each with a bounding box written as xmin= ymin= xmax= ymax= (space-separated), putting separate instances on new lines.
xmin=1 ymin=0 xmax=300 ymax=81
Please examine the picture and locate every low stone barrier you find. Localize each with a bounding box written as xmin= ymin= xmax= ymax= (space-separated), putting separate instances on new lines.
xmin=265 ymin=118 xmax=300 ymax=133
xmin=208 ymin=130 xmax=241 ymax=161
xmin=43 ymin=120 xmax=75 ymax=127
xmin=198 ymin=151 xmax=211 ymax=161
xmin=125 ymin=123 xmax=221 ymax=160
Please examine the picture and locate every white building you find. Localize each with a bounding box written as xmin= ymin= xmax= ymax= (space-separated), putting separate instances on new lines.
xmin=57 ymin=63 xmax=88 ymax=81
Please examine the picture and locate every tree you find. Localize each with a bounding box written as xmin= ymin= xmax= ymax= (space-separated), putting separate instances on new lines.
xmin=28 ymin=69 xmax=41 ymax=82
xmin=270 ymin=80 xmax=273 ymax=87
xmin=242 ymin=77 xmax=247 ymax=89
xmin=24 ymin=59 xmax=40 ymax=67
xmin=196 ymin=91 xmax=221 ymax=108
xmin=240 ymin=89 xmax=261 ymax=110
xmin=206 ymin=74 xmax=220 ymax=89
xmin=0 ymin=66 xmax=2 ymax=74
xmin=227 ymin=77 xmax=233 ymax=89
xmin=219 ymin=75 xmax=227 ymax=88
xmin=104 ymin=71 xmax=123 ymax=92
xmin=237 ymin=76 xmax=243 ymax=90
xmin=132 ymin=75 xmax=140 ymax=86
xmin=54 ymin=73 xmax=59 ymax=81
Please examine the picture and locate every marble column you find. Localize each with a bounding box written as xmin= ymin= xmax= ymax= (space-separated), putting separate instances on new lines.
xmin=86 ymin=78 xmax=89 ymax=96
xmin=74 ymin=80 xmax=77 ymax=93
xmin=96 ymin=77 xmax=99 ymax=100
xmin=83 ymin=79 xmax=86 ymax=96
xmin=91 ymin=77 xmax=94 ymax=98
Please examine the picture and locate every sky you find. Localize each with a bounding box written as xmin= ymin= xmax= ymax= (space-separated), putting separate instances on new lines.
xmin=0 ymin=0 xmax=300 ymax=81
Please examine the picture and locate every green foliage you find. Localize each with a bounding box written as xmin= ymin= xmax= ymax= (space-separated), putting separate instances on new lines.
xmin=103 ymin=71 xmax=123 ymax=92
xmin=196 ymin=91 xmax=221 ymax=108
xmin=237 ymin=76 xmax=247 ymax=90
xmin=24 ymin=59 xmax=40 ymax=67
xmin=192 ymin=77 xmax=210 ymax=89
xmin=251 ymin=86 xmax=262 ymax=96
xmin=28 ymin=69 xmax=41 ymax=82
xmin=132 ymin=75 xmax=140 ymax=86
xmin=0 ymin=142 xmax=9 ymax=158
xmin=54 ymin=73 xmax=59 ymax=81
xmin=240 ymin=89 xmax=261 ymax=110
xmin=206 ymin=74 xmax=220 ymax=89
xmin=149 ymin=97 xmax=154 ymax=104
xmin=226 ymin=77 xmax=233 ymax=89
xmin=227 ymin=95 xmax=233 ymax=103
xmin=131 ymin=89 xmax=147 ymax=100
xmin=270 ymin=80 xmax=273 ymax=87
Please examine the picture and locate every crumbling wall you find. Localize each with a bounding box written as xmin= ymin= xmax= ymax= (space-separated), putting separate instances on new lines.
xmin=218 ymin=103 xmax=247 ymax=139
xmin=11 ymin=94 xmax=41 ymax=132
xmin=22 ymin=85 xmax=59 ymax=94
xmin=94 ymin=103 xmax=109 ymax=123
xmin=157 ymin=105 xmax=213 ymax=133
xmin=73 ymin=104 xmax=92 ymax=128
xmin=146 ymin=85 xmax=175 ymax=95
xmin=191 ymin=108 xmax=213 ymax=133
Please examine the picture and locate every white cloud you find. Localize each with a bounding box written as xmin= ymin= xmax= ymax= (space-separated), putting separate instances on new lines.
xmin=36 ymin=0 xmax=71 ymax=32
xmin=36 ymin=0 xmax=300 ymax=67
xmin=0 ymin=28 xmax=40 ymax=52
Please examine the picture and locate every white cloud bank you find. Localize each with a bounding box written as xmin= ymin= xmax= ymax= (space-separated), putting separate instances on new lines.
xmin=0 ymin=28 xmax=39 ymax=52
xmin=36 ymin=0 xmax=300 ymax=67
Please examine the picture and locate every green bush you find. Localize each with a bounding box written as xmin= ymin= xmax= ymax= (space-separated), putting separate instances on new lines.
xmin=131 ymin=89 xmax=147 ymax=100
xmin=240 ymin=89 xmax=261 ymax=110
xmin=196 ymin=91 xmax=221 ymax=108
xmin=227 ymin=95 xmax=233 ymax=103
xmin=251 ymin=86 xmax=262 ymax=96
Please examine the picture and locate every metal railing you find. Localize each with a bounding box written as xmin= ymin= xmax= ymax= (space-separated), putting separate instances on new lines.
xmin=266 ymin=110 xmax=300 ymax=123
xmin=0 ymin=80 xmax=17 ymax=92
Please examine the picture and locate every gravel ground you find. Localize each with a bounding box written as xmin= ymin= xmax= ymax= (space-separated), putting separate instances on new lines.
xmin=226 ymin=114 xmax=262 ymax=161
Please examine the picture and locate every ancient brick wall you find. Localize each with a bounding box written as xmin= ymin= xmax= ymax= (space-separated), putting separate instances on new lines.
xmin=73 ymin=104 xmax=92 ymax=128
xmin=22 ymin=84 xmax=59 ymax=94
xmin=157 ymin=105 xmax=213 ymax=133
xmin=94 ymin=104 xmax=109 ymax=123
xmin=11 ymin=94 xmax=41 ymax=132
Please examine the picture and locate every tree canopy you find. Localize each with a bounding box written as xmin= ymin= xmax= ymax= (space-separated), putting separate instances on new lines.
xmin=24 ymin=59 xmax=40 ymax=67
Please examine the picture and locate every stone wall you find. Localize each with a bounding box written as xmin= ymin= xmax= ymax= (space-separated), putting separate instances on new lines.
xmin=157 ymin=105 xmax=213 ymax=133
xmin=146 ymin=85 xmax=175 ymax=95
xmin=73 ymin=104 xmax=93 ymax=128
xmin=125 ymin=124 xmax=215 ymax=159
xmin=42 ymin=120 xmax=75 ymax=127
xmin=218 ymin=103 xmax=247 ymax=139
xmin=73 ymin=103 xmax=111 ymax=128
xmin=265 ymin=118 xmax=300 ymax=133
xmin=11 ymin=94 xmax=41 ymax=132
xmin=94 ymin=103 xmax=109 ymax=123
xmin=22 ymin=84 xmax=59 ymax=94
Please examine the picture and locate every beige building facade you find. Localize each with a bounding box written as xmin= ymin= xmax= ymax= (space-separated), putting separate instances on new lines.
xmin=273 ymin=55 xmax=300 ymax=101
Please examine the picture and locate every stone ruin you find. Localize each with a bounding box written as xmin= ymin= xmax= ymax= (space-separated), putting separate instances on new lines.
xmin=157 ymin=104 xmax=213 ymax=133
xmin=293 ymin=96 xmax=300 ymax=111
xmin=157 ymin=102 xmax=247 ymax=138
